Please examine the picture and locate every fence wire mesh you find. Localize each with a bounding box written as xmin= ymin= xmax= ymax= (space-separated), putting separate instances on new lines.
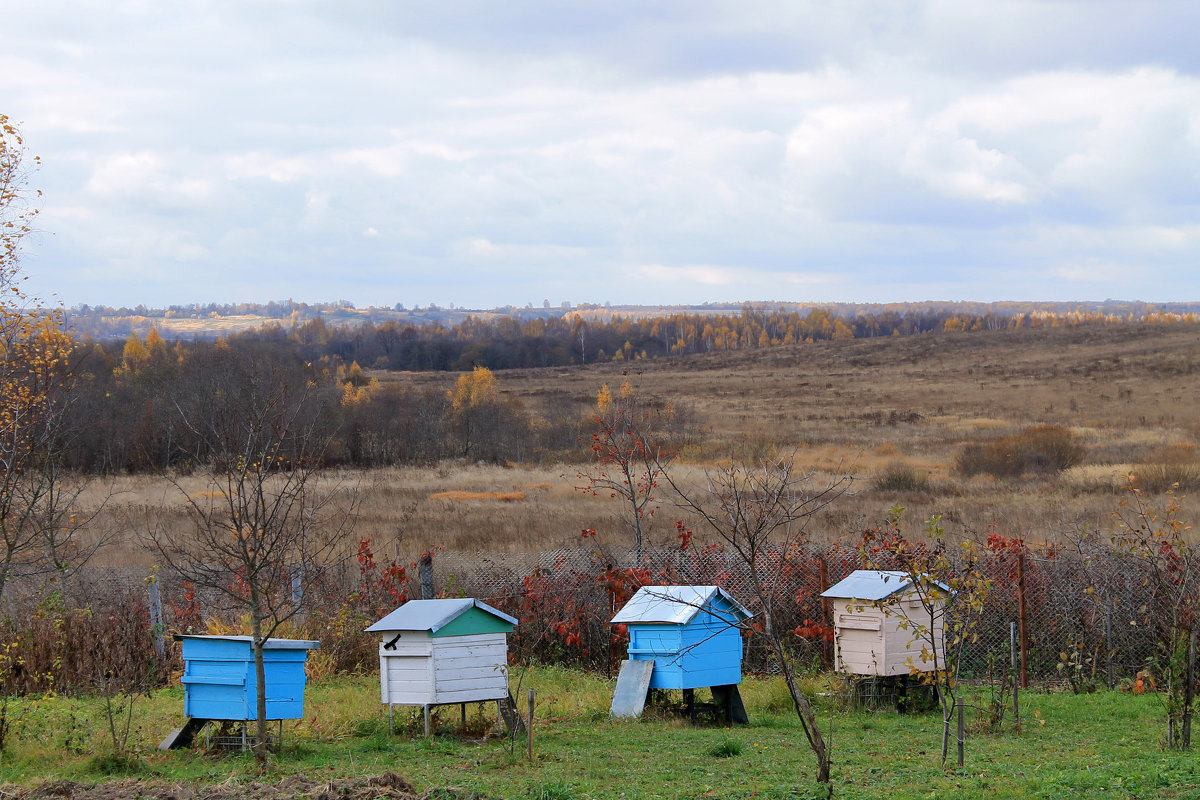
xmin=0 ymin=538 xmax=1176 ymax=695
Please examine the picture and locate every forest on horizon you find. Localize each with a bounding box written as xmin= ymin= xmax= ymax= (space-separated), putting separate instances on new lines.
xmin=57 ymin=302 xmax=1200 ymax=474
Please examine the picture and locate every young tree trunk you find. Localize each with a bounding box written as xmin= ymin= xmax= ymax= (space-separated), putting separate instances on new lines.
xmin=251 ymin=605 xmax=269 ymax=769
xmin=769 ymin=638 xmax=831 ymax=785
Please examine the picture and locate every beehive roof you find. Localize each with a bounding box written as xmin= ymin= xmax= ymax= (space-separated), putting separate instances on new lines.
xmin=365 ymin=598 xmax=518 ymax=633
xmin=820 ymin=570 xmax=951 ymax=601
xmin=610 ymin=585 xmax=752 ymax=625
xmin=172 ymin=634 xmax=320 ymax=649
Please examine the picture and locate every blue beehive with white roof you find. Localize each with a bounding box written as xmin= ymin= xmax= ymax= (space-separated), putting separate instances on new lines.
xmin=177 ymin=635 xmax=319 ymax=721
xmin=611 ymin=585 xmax=752 ymax=690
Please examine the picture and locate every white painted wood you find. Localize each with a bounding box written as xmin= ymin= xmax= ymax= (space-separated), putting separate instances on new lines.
xmin=377 ymin=629 xmax=512 ymax=709
xmin=831 ymin=589 xmax=946 ymax=676
xmin=838 ymin=614 xmax=882 ymax=631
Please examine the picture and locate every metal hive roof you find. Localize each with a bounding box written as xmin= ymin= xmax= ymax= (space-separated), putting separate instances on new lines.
xmin=173 ymin=634 xmax=320 ymax=649
xmin=610 ymin=585 xmax=752 ymax=625
xmin=365 ymin=598 xmax=518 ymax=633
xmin=820 ymin=569 xmax=951 ymax=601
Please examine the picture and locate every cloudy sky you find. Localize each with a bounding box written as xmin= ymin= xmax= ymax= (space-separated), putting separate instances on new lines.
xmin=6 ymin=1 xmax=1200 ymax=309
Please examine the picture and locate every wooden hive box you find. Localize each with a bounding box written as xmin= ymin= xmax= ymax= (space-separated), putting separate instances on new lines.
xmin=176 ymin=635 xmax=319 ymax=721
xmin=820 ymin=570 xmax=949 ymax=677
xmin=611 ymin=585 xmax=751 ymax=690
xmin=365 ymin=599 xmax=518 ymax=712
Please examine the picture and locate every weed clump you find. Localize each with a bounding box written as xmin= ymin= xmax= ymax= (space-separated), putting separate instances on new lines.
xmin=1132 ymin=443 xmax=1200 ymax=493
xmin=707 ymin=737 xmax=744 ymax=758
xmin=955 ymin=424 xmax=1084 ymax=478
xmin=873 ymin=462 xmax=930 ymax=493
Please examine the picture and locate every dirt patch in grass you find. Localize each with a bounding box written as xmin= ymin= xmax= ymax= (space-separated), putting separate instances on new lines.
xmin=9 ymin=773 xmax=500 ymax=800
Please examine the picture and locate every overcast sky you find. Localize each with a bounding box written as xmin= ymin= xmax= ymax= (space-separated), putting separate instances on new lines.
xmin=6 ymin=1 xmax=1200 ymax=309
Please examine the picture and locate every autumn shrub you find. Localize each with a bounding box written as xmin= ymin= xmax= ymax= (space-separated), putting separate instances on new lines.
xmin=955 ymin=424 xmax=1085 ymax=478
xmin=0 ymin=586 xmax=165 ymax=697
xmin=1132 ymin=443 xmax=1200 ymax=493
xmin=872 ymin=462 xmax=930 ymax=493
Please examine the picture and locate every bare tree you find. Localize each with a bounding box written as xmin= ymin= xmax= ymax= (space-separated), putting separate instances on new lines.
xmin=663 ymin=454 xmax=850 ymax=790
xmin=144 ymin=351 xmax=355 ymax=767
xmin=1111 ymin=478 xmax=1197 ymax=749
xmin=577 ymin=381 xmax=677 ymax=561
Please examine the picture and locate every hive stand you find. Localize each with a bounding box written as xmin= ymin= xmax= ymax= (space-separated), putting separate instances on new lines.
xmin=609 ymin=586 xmax=753 ymax=725
xmin=610 ymin=659 xmax=749 ymax=725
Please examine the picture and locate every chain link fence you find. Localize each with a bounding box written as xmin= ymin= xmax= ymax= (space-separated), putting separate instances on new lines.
xmin=0 ymin=539 xmax=1176 ymax=695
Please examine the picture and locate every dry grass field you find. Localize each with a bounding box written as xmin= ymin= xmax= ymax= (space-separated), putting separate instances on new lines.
xmin=83 ymin=322 xmax=1200 ymax=563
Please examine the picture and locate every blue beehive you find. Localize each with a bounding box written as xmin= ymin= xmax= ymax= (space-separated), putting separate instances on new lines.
xmin=177 ymin=635 xmax=319 ymax=721
xmin=611 ymin=585 xmax=751 ymax=690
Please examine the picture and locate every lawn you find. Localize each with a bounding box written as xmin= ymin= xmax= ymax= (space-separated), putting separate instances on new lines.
xmin=0 ymin=667 xmax=1195 ymax=799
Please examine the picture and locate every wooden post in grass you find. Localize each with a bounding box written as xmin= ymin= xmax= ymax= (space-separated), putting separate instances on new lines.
xmin=527 ymin=689 xmax=535 ymax=761
xmin=957 ymin=703 xmax=965 ymax=767
xmin=819 ymin=554 xmax=833 ymax=669
xmin=1010 ymin=621 xmax=1020 ymax=726
xmin=1184 ymin=628 xmax=1196 ymax=749
xmin=147 ymin=578 xmax=165 ymax=659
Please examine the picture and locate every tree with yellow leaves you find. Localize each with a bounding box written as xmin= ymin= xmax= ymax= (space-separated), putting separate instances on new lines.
xmin=0 ymin=115 xmax=94 ymax=604
xmin=447 ymin=365 xmax=528 ymax=462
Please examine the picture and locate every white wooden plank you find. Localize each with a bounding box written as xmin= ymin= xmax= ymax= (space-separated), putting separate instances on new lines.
xmin=431 ymin=633 xmax=507 ymax=649
xmin=431 ymin=685 xmax=510 ymax=703
xmin=432 ymin=643 xmax=507 ymax=660
xmin=379 ymin=642 xmax=433 ymax=657
xmin=385 ymin=690 xmax=435 ymax=705
xmin=433 ymin=654 xmax=509 ymax=671
xmin=434 ymin=673 xmax=510 ymax=690
xmin=838 ymin=614 xmax=883 ymax=631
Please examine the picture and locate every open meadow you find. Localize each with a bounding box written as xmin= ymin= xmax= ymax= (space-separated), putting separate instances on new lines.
xmin=5 ymin=321 xmax=1194 ymax=799
xmin=84 ymin=322 xmax=1200 ymax=560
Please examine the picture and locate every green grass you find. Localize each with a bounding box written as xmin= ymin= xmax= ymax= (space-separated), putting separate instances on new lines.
xmin=0 ymin=669 xmax=1196 ymax=799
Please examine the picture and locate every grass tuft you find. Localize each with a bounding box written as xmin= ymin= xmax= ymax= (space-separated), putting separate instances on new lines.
xmin=707 ymin=737 xmax=744 ymax=758
xmin=531 ymin=781 xmax=576 ymax=800
xmin=873 ymin=462 xmax=931 ymax=493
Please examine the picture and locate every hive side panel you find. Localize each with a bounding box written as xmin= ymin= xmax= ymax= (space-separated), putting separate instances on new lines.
xmin=381 ymin=654 xmax=435 ymax=705
xmin=678 ymin=623 xmax=743 ymax=688
xmin=836 ymin=628 xmax=885 ymax=676
xmin=430 ymin=634 xmax=510 ymax=703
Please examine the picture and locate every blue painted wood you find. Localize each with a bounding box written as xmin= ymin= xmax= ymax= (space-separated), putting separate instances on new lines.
xmin=178 ymin=636 xmax=317 ymax=721
xmin=620 ymin=590 xmax=747 ymax=691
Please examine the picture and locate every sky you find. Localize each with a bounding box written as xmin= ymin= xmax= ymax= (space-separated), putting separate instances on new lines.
xmin=5 ymin=1 xmax=1200 ymax=309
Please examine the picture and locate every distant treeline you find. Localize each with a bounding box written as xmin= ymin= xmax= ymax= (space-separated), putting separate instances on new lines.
xmin=65 ymin=299 xmax=1200 ymax=345
xmin=64 ymin=335 xmax=585 ymax=472
xmin=55 ymin=304 xmax=1197 ymax=474
xmin=108 ymin=302 xmax=1200 ymax=372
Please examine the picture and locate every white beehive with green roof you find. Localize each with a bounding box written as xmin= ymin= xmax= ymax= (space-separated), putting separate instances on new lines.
xmin=365 ymin=599 xmax=518 ymax=728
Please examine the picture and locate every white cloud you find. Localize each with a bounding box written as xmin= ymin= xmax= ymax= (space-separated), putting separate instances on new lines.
xmin=6 ymin=1 xmax=1200 ymax=306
